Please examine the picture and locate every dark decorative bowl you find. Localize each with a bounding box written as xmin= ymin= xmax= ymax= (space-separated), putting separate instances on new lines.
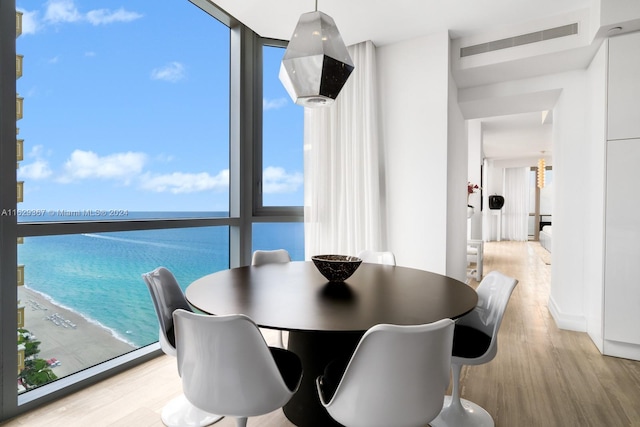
xmin=312 ymin=255 xmax=362 ymax=282
xmin=489 ymin=195 xmax=505 ymax=210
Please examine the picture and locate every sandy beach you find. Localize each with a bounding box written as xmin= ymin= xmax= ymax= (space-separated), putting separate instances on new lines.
xmin=19 ymin=286 xmax=137 ymax=379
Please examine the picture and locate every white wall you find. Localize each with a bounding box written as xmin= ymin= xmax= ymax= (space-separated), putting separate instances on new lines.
xmin=468 ymin=120 xmax=483 ymax=240
xmin=584 ymin=40 xmax=607 ymax=350
xmin=377 ymin=32 xmax=457 ymax=275
xmin=547 ymin=70 xmax=591 ymax=331
xmin=447 ymin=57 xmax=469 ymax=282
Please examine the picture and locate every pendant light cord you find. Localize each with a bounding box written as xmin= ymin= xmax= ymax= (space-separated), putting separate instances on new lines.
xmin=315 ymin=0 xmax=318 ymax=12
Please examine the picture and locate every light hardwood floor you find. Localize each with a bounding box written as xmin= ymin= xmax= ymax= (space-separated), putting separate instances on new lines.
xmin=3 ymin=241 xmax=640 ymax=427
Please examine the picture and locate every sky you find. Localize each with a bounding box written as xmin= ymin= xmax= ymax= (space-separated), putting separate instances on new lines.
xmin=16 ymin=0 xmax=304 ymax=214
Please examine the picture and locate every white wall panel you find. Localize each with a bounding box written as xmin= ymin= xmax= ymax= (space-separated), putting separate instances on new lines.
xmin=604 ymin=138 xmax=640 ymax=345
xmin=607 ymin=32 xmax=640 ymax=140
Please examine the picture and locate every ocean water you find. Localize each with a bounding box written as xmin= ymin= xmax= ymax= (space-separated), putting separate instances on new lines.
xmin=18 ymin=212 xmax=305 ymax=348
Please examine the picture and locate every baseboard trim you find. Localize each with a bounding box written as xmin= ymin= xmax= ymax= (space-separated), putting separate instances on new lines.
xmin=548 ymin=296 xmax=587 ymax=332
xmin=604 ymin=340 xmax=640 ymax=361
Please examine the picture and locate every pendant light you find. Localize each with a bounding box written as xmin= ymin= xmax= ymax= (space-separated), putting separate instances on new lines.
xmin=279 ymin=0 xmax=354 ymax=107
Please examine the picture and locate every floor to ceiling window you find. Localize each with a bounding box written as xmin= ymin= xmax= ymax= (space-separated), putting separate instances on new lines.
xmin=2 ymin=0 xmax=302 ymax=420
xmin=260 ymin=44 xmax=304 ymax=208
xmin=12 ymin=0 xmax=230 ymax=398
xmin=252 ymin=43 xmax=304 ymax=259
xmin=16 ymin=0 xmax=230 ymax=219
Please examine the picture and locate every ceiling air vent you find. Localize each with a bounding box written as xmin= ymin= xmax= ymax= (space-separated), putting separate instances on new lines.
xmin=460 ymin=23 xmax=578 ymax=57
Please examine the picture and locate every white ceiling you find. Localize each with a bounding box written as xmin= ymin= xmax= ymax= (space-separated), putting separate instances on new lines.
xmin=210 ymin=0 xmax=590 ymax=46
xmin=480 ymin=112 xmax=553 ymax=161
xmin=207 ymin=0 xmax=597 ymax=161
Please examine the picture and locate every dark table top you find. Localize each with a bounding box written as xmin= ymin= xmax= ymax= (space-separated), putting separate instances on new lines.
xmin=186 ymin=261 xmax=477 ymax=332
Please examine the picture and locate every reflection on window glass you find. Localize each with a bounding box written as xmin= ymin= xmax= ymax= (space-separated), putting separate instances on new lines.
xmin=262 ymin=46 xmax=304 ymax=207
xmin=252 ymin=223 xmax=305 ymax=261
xmin=15 ymin=2 xmax=230 ymax=218
xmin=17 ymin=226 xmax=229 ymax=393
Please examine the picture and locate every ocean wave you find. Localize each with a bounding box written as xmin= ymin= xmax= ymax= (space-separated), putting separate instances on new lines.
xmin=23 ymin=285 xmax=139 ymax=348
xmin=81 ymin=233 xmax=190 ymax=250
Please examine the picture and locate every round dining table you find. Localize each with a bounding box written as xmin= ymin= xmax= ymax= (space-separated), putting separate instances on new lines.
xmin=186 ymin=261 xmax=478 ymax=427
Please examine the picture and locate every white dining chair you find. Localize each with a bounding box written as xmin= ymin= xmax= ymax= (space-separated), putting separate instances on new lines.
xmin=431 ymin=271 xmax=518 ymax=427
xmin=251 ymin=249 xmax=291 ymax=347
xmin=142 ymin=267 xmax=223 ymax=427
xmin=316 ymin=318 xmax=454 ymax=427
xmin=356 ymin=250 xmax=396 ymax=266
xmin=173 ymin=310 xmax=303 ymax=427
xmin=251 ymin=249 xmax=291 ymax=266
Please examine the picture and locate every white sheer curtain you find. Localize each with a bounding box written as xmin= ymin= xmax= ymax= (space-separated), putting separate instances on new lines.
xmin=502 ymin=167 xmax=530 ymax=241
xmin=304 ymin=40 xmax=382 ymax=258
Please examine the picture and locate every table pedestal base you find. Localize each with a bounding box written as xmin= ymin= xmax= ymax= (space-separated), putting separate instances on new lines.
xmin=283 ymin=330 xmax=363 ymax=427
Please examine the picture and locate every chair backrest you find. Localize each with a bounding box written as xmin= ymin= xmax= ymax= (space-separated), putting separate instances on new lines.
xmin=173 ymin=309 xmax=298 ymax=417
xmin=251 ymin=249 xmax=291 ymax=266
xmin=455 ymin=270 xmax=518 ymax=364
xmin=142 ymin=267 xmax=192 ymax=356
xmin=357 ymin=250 xmax=396 ymax=266
xmin=318 ymin=319 xmax=454 ymax=427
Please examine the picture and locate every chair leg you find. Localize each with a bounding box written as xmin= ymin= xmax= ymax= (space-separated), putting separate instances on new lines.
xmin=430 ymin=364 xmax=495 ymax=427
xmin=235 ymin=417 xmax=248 ymax=427
xmin=161 ymin=394 xmax=224 ymax=427
xmin=449 ymin=363 xmax=465 ymax=413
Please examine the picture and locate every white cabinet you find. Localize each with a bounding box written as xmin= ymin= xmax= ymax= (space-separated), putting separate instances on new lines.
xmin=607 ymin=32 xmax=640 ymax=141
xmin=602 ymin=31 xmax=640 ymax=359
xmin=604 ymin=139 xmax=640 ymax=346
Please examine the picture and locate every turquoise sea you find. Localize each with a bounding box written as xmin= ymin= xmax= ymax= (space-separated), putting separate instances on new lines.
xmin=18 ymin=212 xmax=304 ymax=348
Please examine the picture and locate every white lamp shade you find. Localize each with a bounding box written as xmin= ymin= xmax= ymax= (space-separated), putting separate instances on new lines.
xmin=279 ymin=11 xmax=354 ymax=107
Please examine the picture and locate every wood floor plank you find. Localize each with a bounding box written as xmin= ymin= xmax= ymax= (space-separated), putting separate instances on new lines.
xmin=2 ymin=241 xmax=640 ymax=426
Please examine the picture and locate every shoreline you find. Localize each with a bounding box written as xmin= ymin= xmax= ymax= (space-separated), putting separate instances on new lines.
xmin=19 ymin=286 xmax=137 ymax=380
xmin=23 ymin=285 xmax=137 ymax=347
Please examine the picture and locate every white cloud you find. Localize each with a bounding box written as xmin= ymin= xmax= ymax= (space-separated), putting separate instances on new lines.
xmin=44 ymin=0 xmax=82 ymax=24
xmin=48 ymin=56 xmax=60 ymax=64
xmin=25 ymin=0 xmax=141 ymax=31
xmin=86 ymin=8 xmax=143 ymax=25
xmin=85 ymin=51 xmax=96 ymax=57
xmin=154 ymin=153 xmax=175 ymax=163
xmin=19 ymin=160 xmax=53 ymax=180
xmin=139 ymin=170 xmax=229 ymax=194
xmin=263 ymin=97 xmax=289 ymax=111
xmin=59 ymin=150 xmax=147 ymax=184
xmin=18 ymin=145 xmax=53 ymax=180
xmin=151 ymin=62 xmax=186 ymax=83
xmin=262 ymin=166 xmax=303 ymax=194
xmin=27 ymin=145 xmax=48 ymax=158
xmin=18 ymin=10 xmax=40 ymax=35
